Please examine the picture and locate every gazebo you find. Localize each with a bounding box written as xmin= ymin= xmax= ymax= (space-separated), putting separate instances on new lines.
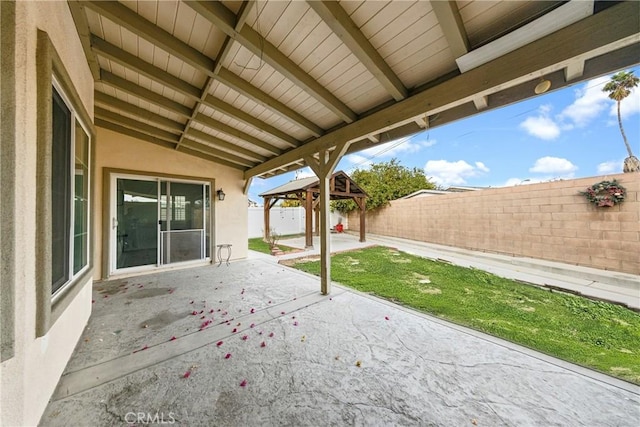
xmin=259 ymin=171 xmax=368 ymax=248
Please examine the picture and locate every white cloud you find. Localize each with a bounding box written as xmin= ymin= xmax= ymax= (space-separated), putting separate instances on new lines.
xmin=560 ymin=76 xmax=610 ymax=128
xmin=597 ymin=159 xmax=623 ymax=174
xmin=519 ymin=113 xmax=561 ymax=140
xmin=345 ymin=136 xmax=436 ymax=168
xmin=424 ymin=159 xmax=490 ymax=186
xmin=529 ymin=156 xmax=577 ymax=176
xmin=294 ymin=167 xmax=315 ymax=179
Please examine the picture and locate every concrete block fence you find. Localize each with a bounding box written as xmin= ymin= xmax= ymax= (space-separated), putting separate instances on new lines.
xmin=347 ymin=173 xmax=639 ymax=275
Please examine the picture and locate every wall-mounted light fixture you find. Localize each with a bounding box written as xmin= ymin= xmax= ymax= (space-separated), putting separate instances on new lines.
xmin=534 ymin=78 xmax=552 ymax=94
xmin=216 ymin=188 xmax=225 ymax=201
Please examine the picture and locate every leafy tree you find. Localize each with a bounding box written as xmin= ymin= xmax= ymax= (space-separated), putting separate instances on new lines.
xmin=602 ymin=70 xmax=640 ymax=173
xmin=280 ymin=198 xmax=302 ymax=208
xmin=333 ymin=158 xmax=434 ymax=213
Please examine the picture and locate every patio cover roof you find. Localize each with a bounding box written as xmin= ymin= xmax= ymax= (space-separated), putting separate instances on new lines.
xmin=259 ymin=171 xmax=367 ymax=200
xmin=69 ymin=1 xmax=640 ymax=180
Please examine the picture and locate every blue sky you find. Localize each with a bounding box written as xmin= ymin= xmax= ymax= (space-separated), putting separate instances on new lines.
xmin=249 ymin=67 xmax=640 ymax=201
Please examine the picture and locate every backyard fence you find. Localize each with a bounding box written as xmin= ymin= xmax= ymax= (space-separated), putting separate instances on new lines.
xmin=248 ymin=207 xmax=347 ymax=238
xmin=347 ymin=173 xmax=639 ymax=275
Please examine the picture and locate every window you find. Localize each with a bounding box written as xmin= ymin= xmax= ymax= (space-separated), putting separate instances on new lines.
xmin=36 ymin=30 xmax=95 ymax=336
xmin=51 ymin=83 xmax=90 ymax=295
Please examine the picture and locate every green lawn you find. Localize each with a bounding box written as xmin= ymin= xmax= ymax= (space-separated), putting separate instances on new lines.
xmin=248 ymin=237 xmax=298 ymax=254
xmin=288 ymin=246 xmax=640 ymax=384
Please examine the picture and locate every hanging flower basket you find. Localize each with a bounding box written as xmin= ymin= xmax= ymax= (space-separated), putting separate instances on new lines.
xmin=580 ymin=180 xmax=626 ymax=207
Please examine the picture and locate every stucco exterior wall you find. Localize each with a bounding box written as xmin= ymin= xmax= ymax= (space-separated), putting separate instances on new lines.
xmin=348 ymin=173 xmax=640 ymax=275
xmin=93 ymin=127 xmax=249 ymax=280
xmin=1 ymin=2 xmax=94 ymax=426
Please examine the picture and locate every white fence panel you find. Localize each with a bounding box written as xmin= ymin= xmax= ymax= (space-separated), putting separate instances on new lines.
xmin=248 ymin=207 xmax=348 ymax=238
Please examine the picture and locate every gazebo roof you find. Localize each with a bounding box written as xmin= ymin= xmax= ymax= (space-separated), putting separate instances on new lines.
xmin=259 ymin=171 xmax=367 ymax=200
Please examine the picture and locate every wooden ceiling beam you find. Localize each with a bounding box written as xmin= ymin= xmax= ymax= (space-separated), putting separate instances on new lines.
xmin=95 ymin=119 xmax=176 ymax=150
xmin=67 ymin=1 xmax=100 ymax=80
xmin=185 ymin=0 xmax=357 ymax=123
xmin=202 ymin=95 xmax=299 ymax=148
xmin=177 ymin=146 xmax=248 ymax=171
xmin=430 ymin=0 xmax=469 ymax=59
xmin=82 ymin=1 xmax=214 ymax=72
xmin=185 ymin=128 xmax=268 ymax=162
xmin=94 ymin=107 xmax=180 ymax=143
xmin=193 ymin=113 xmax=282 ymax=156
xmin=307 ymin=1 xmax=407 ymax=101
xmin=180 ymin=138 xmax=256 ymax=168
xmin=84 ymin=0 xmax=317 ymax=138
xmin=94 ymin=92 xmax=184 ymax=133
xmin=91 ymin=35 xmax=201 ymax=100
xmin=99 ymin=70 xmax=192 ymax=118
xmin=245 ymin=1 xmax=640 ymax=178
xmin=215 ymin=68 xmax=323 ymax=137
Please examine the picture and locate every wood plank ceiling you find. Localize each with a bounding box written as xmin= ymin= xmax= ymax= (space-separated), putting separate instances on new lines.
xmin=68 ymin=0 xmax=640 ymax=179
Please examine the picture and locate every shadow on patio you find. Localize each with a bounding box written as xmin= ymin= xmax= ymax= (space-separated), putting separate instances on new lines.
xmin=42 ymin=259 xmax=639 ymax=426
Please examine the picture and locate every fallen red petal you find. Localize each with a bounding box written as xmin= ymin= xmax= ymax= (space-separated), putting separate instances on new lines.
xmin=385 ymin=316 xmax=390 ymax=320
xmin=260 ymin=341 xmax=266 ymax=347
xmin=250 ymin=308 xmax=255 ymax=313
xmin=250 ymin=323 xmax=255 ymax=328
xmin=293 ymin=322 xmax=298 ymax=326
xmin=240 ymin=379 xmax=247 ymax=387
xmin=216 ymin=341 xmax=223 ymax=346
xmin=232 ymin=328 xmax=237 ymax=333
xmin=170 ymin=336 xmax=177 ymax=341
xmin=225 ymin=353 xmax=231 ymax=359
xmin=269 ymin=332 xmax=274 ymax=338
xmin=241 ymin=335 xmax=248 ymax=340
xmin=183 ymin=371 xmax=191 ymax=379
xmin=192 ymin=311 xmax=198 ymax=315
xmin=133 ymin=345 xmax=148 ymax=354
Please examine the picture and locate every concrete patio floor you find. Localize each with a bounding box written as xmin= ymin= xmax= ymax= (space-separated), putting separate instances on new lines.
xmin=42 ymin=258 xmax=639 ymax=426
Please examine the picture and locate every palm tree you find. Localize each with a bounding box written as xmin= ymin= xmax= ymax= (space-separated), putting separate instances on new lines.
xmin=602 ymin=70 xmax=640 ymax=173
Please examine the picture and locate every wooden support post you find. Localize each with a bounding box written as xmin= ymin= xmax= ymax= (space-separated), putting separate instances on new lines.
xmin=359 ymin=197 xmax=366 ymax=243
xmin=314 ymin=206 xmax=320 ymax=236
xmin=304 ymin=142 xmax=351 ymax=295
xmin=263 ymin=197 xmax=271 ymax=242
xmin=305 ymin=189 xmax=313 ymax=248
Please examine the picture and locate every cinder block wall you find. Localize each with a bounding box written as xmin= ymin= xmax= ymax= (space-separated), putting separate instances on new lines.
xmin=348 ymin=173 xmax=639 ymax=275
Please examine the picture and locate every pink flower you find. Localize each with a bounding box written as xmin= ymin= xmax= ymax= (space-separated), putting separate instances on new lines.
xmin=225 ymin=353 xmax=231 ymax=359
xmin=216 ymin=341 xmax=223 ymax=346
xmin=183 ymin=371 xmax=191 ymax=379
xmin=240 ymin=379 xmax=247 ymax=387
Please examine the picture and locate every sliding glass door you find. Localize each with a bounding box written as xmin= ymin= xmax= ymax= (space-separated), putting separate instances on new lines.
xmin=111 ymin=175 xmax=210 ymax=274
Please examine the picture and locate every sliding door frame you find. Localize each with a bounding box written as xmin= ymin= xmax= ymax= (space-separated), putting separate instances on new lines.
xmin=102 ymin=168 xmax=215 ymax=279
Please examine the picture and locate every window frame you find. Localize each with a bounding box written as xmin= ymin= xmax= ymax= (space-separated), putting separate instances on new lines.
xmin=36 ymin=30 xmax=95 ymax=337
xmin=50 ymin=77 xmax=92 ymax=299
